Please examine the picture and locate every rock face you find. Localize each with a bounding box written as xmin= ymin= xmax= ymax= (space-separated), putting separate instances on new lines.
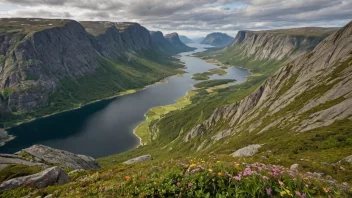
xmin=123 ymin=155 xmax=153 ymax=164
xmin=185 ymin=21 xmax=352 ymax=146
xmin=0 ymin=166 xmax=69 ymax=191
xmin=231 ymin=145 xmax=262 ymax=157
xmin=164 ymin=33 xmax=195 ymax=52
xmin=0 ymin=19 xmax=190 ymax=115
xmin=0 ymin=154 xmax=46 ymax=170
xmin=231 ymin=27 xmax=338 ymax=61
xmin=201 ymin=32 xmax=234 ymax=47
xmin=22 ymin=145 xmax=101 ymax=170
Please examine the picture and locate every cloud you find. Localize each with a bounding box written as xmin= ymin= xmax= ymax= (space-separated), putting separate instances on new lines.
xmin=1 ymin=0 xmax=351 ymax=37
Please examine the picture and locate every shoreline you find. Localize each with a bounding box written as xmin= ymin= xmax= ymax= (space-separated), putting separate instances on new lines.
xmin=132 ymin=57 xmax=253 ymax=146
xmin=1 ymin=69 xmax=186 ymax=147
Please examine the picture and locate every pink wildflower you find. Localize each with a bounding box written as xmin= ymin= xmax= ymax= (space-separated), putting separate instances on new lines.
xmin=188 ymin=182 xmax=193 ymax=187
xmin=278 ymin=180 xmax=284 ymax=187
xmin=234 ymin=175 xmax=241 ymax=181
xmin=243 ymin=168 xmax=252 ymax=176
xmin=266 ymin=188 xmax=272 ymax=196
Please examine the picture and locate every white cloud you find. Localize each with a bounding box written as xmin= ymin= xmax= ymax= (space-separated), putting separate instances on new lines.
xmin=0 ymin=0 xmax=351 ymax=37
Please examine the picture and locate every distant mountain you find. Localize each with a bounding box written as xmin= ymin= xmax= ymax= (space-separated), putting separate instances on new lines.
xmin=201 ymin=32 xmax=234 ymax=47
xmin=179 ymin=35 xmax=193 ymax=44
xmin=164 ymin=33 xmax=195 ymax=52
xmin=192 ymin=37 xmax=205 ymax=43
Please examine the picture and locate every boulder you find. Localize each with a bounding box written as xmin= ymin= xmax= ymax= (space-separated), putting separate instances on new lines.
xmin=290 ymin=164 xmax=300 ymax=170
xmin=0 ymin=166 xmax=69 ymax=191
xmin=339 ymin=155 xmax=352 ymax=164
xmin=123 ymin=155 xmax=152 ymax=164
xmin=21 ymin=145 xmax=100 ymax=170
xmin=231 ymin=145 xmax=262 ymax=157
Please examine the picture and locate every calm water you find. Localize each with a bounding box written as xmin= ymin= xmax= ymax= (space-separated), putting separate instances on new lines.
xmin=0 ymin=44 xmax=250 ymax=158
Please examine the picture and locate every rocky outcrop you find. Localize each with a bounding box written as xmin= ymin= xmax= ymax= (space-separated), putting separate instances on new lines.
xmin=21 ymin=145 xmax=101 ymax=170
xmin=0 ymin=154 xmax=46 ymax=170
xmin=231 ymin=145 xmax=262 ymax=157
xmin=201 ymin=32 xmax=234 ymax=47
xmin=339 ymin=155 xmax=352 ymax=164
xmin=123 ymin=155 xmax=152 ymax=164
xmin=185 ymin=21 xmax=352 ymax=145
xmin=230 ymin=27 xmax=338 ymax=60
xmin=0 ymin=145 xmax=100 ymax=170
xmin=0 ymin=166 xmax=69 ymax=191
xmin=165 ymin=33 xmax=195 ymax=52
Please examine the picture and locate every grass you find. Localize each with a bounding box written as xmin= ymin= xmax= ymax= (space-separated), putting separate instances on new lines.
xmin=194 ymin=79 xmax=236 ymax=89
xmin=192 ymin=68 xmax=228 ymax=81
xmin=134 ymin=91 xmax=196 ymax=145
xmin=2 ymin=156 xmax=351 ymax=197
xmin=0 ymin=164 xmax=42 ymax=183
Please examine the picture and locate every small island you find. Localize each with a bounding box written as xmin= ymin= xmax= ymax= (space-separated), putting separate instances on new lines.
xmin=192 ymin=68 xmax=227 ymax=80
xmin=194 ymin=79 xmax=236 ymax=88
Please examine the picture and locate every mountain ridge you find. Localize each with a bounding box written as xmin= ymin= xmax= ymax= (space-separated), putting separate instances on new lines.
xmin=201 ymin=32 xmax=235 ymax=47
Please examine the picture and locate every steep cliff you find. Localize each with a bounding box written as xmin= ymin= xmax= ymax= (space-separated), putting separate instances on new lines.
xmin=164 ymin=33 xmax=195 ymax=52
xmin=201 ymin=32 xmax=234 ymax=47
xmin=229 ymin=27 xmax=338 ymax=61
xmin=185 ymin=22 xmax=352 ymax=148
xmin=150 ymin=31 xmax=194 ymax=54
xmin=0 ymin=18 xmax=188 ymax=126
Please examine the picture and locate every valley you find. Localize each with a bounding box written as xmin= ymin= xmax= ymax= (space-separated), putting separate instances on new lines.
xmin=0 ymin=7 xmax=351 ymax=196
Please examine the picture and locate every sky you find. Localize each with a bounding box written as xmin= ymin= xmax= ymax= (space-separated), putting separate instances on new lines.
xmin=0 ymin=0 xmax=351 ymax=38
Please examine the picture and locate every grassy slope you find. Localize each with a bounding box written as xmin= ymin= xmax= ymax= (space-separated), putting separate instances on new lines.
xmin=1 ymin=50 xmax=184 ymax=128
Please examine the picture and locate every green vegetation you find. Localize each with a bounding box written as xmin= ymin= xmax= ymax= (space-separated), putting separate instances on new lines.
xmin=192 ymin=68 xmax=227 ymax=81
xmin=0 ymin=87 xmax=15 ymax=98
xmin=2 ymin=156 xmax=351 ymax=197
xmin=0 ymin=50 xmax=184 ymax=128
xmin=0 ymin=164 xmax=41 ymax=183
xmin=134 ymin=91 xmax=196 ymax=145
xmin=194 ymin=79 xmax=236 ymax=89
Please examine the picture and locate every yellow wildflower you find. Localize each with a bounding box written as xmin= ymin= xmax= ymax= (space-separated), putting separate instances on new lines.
xmin=189 ymin=164 xmax=197 ymax=168
xmin=217 ymin=172 xmax=223 ymax=176
xmin=280 ymin=191 xmax=287 ymax=196
xmin=234 ymin=162 xmax=240 ymax=167
xmin=208 ymin=168 xmax=213 ymax=172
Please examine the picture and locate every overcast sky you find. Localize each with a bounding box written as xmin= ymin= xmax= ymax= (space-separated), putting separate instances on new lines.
xmin=0 ymin=0 xmax=351 ymax=37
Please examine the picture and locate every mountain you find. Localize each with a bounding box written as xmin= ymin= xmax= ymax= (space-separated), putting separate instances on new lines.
xmin=0 ymin=19 xmax=191 ymax=127
xmin=164 ymin=33 xmax=195 ymax=52
xmin=150 ymin=31 xmax=194 ymax=54
xmin=192 ymin=37 xmax=205 ymax=43
xmin=201 ymin=32 xmax=235 ymax=47
xmin=179 ymin=35 xmax=193 ymax=44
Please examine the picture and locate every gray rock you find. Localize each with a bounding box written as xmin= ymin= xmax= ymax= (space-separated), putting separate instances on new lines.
xmin=123 ymin=155 xmax=152 ymax=164
xmin=0 ymin=154 xmax=47 ymax=170
xmin=68 ymin=169 xmax=84 ymax=175
xmin=339 ymin=155 xmax=352 ymax=164
xmin=44 ymin=194 xmax=53 ymax=198
xmin=0 ymin=166 xmax=69 ymax=191
xmin=231 ymin=145 xmax=262 ymax=157
xmin=290 ymin=164 xmax=300 ymax=170
xmin=22 ymin=145 xmax=100 ymax=170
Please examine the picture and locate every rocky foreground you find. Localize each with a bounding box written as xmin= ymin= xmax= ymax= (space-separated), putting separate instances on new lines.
xmin=0 ymin=145 xmax=100 ymax=192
